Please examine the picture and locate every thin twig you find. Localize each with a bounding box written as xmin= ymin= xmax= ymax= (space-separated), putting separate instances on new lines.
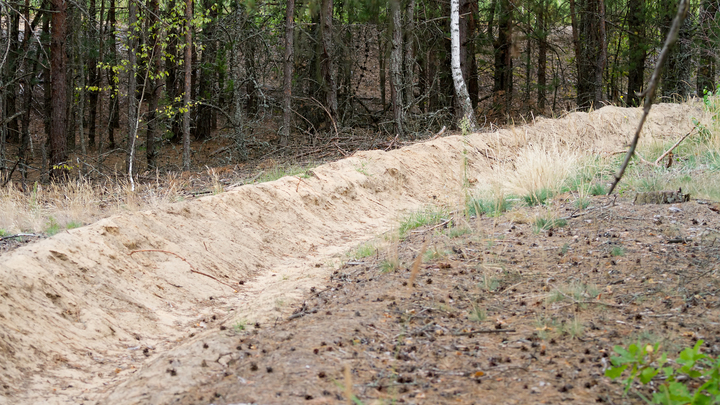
xmin=453 ymin=329 xmax=516 ymax=336
xmin=608 ymin=0 xmax=689 ymax=194
xmin=0 ymin=233 xmax=39 ymax=241
xmin=653 ymin=127 xmax=696 ymax=166
xmin=129 ymin=249 xmax=238 ymax=291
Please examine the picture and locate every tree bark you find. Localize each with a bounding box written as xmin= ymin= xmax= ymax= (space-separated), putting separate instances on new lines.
xmin=403 ymin=0 xmax=416 ymax=110
xmin=107 ymin=0 xmax=118 ymax=149
xmin=459 ymin=0 xmax=478 ymax=106
xmin=576 ymin=0 xmax=606 ymax=110
xmin=88 ymin=0 xmax=100 ymax=147
xmin=183 ymin=0 xmax=192 ymax=170
xmin=127 ymin=0 xmax=138 ymax=174
xmin=493 ymin=0 xmax=513 ymax=115
xmin=451 ymin=0 xmax=478 ymax=130
xmin=320 ymin=0 xmax=338 ymax=122
xmin=196 ymin=0 xmax=216 ymax=140
xmin=280 ymin=0 xmax=295 ymax=147
xmin=50 ymin=0 xmax=68 ymax=178
xmin=146 ymin=0 xmax=161 ymax=169
xmin=626 ymin=0 xmax=646 ymax=106
xmin=696 ymin=0 xmax=717 ymax=95
xmin=390 ymin=0 xmax=404 ymax=136
xmin=537 ymin=0 xmax=548 ymax=111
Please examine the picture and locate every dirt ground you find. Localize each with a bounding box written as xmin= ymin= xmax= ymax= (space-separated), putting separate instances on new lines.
xmin=0 ymin=103 xmax=716 ymax=405
xmin=166 ymin=195 xmax=720 ymax=405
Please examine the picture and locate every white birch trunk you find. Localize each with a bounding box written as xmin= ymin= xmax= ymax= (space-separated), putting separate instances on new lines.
xmin=450 ymin=0 xmax=478 ymax=131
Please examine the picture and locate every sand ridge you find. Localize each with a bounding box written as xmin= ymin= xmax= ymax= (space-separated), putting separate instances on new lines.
xmin=0 ymin=103 xmax=704 ymax=404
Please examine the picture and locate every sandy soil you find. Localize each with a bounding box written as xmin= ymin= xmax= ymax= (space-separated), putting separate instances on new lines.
xmin=0 ymin=103 xmax=709 ymax=404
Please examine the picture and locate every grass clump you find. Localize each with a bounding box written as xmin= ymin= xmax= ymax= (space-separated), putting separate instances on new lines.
xmin=45 ymin=217 xmax=62 ymax=236
xmin=398 ymin=206 xmax=449 ymax=238
xmin=467 ymin=195 xmax=511 ymax=217
xmin=468 ymin=305 xmax=487 ymax=323
xmin=546 ymin=282 xmax=600 ymax=305
xmin=232 ymin=320 xmax=247 ymax=332
xmin=445 ymin=225 xmax=472 ymax=238
xmin=533 ymin=215 xmax=567 ymax=233
xmin=611 ymin=246 xmax=625 ymax=257
xmin=523 ymin=188 xmax=554 ymax=206
xmin=255 ymin=163 xmax=315 ymax=183
xmin=352 ymin=242 xmax=376 ymax=260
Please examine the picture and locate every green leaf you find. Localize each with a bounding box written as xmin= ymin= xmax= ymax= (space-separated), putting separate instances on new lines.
xmin=605 ymin=364 xmax=628 ymax=379
xmin=639 ymin=367 xmax=659 ymax=384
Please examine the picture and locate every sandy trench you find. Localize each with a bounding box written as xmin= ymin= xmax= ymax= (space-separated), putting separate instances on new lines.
xmin=0 ymin=103 xmax=706 ymax=404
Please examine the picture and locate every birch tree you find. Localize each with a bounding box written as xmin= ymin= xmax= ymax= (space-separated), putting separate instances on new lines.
xmin=450 ymin=0 xmax=478 ymax=130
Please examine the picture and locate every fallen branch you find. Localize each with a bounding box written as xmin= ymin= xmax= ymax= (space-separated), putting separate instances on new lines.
xmin=129 ymin=249 xmax=239 ymax=291
xmin=652 ymin=127 xmax=696 ymax=166
xmin=453 ymin=329 xmax=516 ymax=336
xmin=608 ymin=0 xmax=689 ymax=194
xmin=0 ymin=233 xmax=39 ymax=241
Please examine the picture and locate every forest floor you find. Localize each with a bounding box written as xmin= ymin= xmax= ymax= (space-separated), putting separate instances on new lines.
xmin=172 ymin=195 xmax=720 ymax=405
xmin=1 ymin=102 xmax=719 ymax=405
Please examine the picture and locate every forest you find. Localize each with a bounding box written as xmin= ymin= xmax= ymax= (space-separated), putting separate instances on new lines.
xmin=0 ymin=0 xmax=717 ymax=185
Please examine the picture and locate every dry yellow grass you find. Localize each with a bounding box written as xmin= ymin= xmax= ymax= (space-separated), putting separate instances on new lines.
xmin=0 ymin=175 xmax=182 ymax=235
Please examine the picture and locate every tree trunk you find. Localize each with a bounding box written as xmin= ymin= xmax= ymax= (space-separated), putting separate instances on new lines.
xmin=50 ymin=0 xmax=68 ymax=179
xmin=493 ymin=0 xmax=513 ymax=116
xmin=576 ymin=0 xmax=606 ymax=110
xmin=280 ymin=0 xmax=295 ymax=147
xmin=696 ymin=0 xmax=717 ymax=95
xmin=127 ymin=0 xmax=138 ymax=174
xmin=166 ymin=0 xmax=181 ymax=143
xmin=88 ymin=0 xmax=100 ymax=147
xmin=183 ymin=0 xmax=192 ymax=170
xmin=146 ymin=0 xmax=161 ymax=169
xmin=320 ymin=0 xmax=337 ymax=122
xmin=626 ymin=0 xmax=646 ymax=106
xmin=5 ymin=10 xmax=20 ymax=144
xmin=459 ymin=0 xmax=478 ymax=106
xmin=451 ymin=0 xmax=478 ymax=130
xmin=595 ymin=0 xmax=607 ymax=104
xmin=661 ymin=1 xmax=693 ymax=101
xmin=403 ymin=0 xmax=416 ymax=110
xmin=107 ymin=0 xmax=118 ymax=149
xmin=196 ymin=0 xmax=216 ymax=140
xmin=537 ymin=0 xmax=548 ymax=111
xmin=390 ymin=0 xmax=404 ymax=136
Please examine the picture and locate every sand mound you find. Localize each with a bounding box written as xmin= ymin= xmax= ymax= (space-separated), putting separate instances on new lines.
xmin=0 ymin=103 xmax=705 ymax=404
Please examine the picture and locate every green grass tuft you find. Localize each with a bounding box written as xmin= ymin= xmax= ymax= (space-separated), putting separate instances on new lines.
xmin=398 ymin=207 xmax=449 ymax=238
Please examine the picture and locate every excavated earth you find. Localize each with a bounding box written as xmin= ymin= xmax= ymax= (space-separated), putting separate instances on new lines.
xmin=0 ymin=104 xmax=717 ymax=405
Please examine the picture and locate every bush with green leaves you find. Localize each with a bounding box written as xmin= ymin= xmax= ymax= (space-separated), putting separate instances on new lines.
xmin=605 ymin=340 xmax=720 ymax=405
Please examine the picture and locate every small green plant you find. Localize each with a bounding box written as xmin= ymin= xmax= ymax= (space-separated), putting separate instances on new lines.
xmin=446 ymin=225 xmax=472 ymax=238
xmin=523 ymin=188 xmax=554 ymax=206
xmin=46 ymin=217 xmax=61 ymax=236
xmin=398 ymin=207 xmax=449 ymax=238
xmin=560 ymin=243 xmax=570 ymax=255
xmin=574 ymin=195 xmax=591 ymax=210
xmin=352 ymin=242 xmax=376 ymax=260
xmin=380 ymin=259 xmax=398 ymax=273
xmin=0 ymin=229 xmax=8 ymax=237
xmin=66 ymin=220 xmax=82 ymax=230
xmin=566 ymin=317 xmax=584 ymax=339
xmin=605 ymin=340 xmax=720 ymax=405
xmin=355 ymin=161 xmax=371 ymax=176
xmin=611 ymin=246 xmax=626 ymax=257
xmin=704 ymin=151 xmax=720 ymax=171
xmin=590 ymin=183 xmax=607 ymax=196
xmin=546 ymin=282 xmax=599 ymax=305
xmin=533 ymin=216 xmax=567 ymax=233
xmin=232 ymin=320 xmax=247 ymax=332
xmin=481 ymin=274 xmax=500 ymax=292
xmin=467 ymin=196 xmax=511 ymax=217
xmin=468 ymin=305 xmax=487 ymax=322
